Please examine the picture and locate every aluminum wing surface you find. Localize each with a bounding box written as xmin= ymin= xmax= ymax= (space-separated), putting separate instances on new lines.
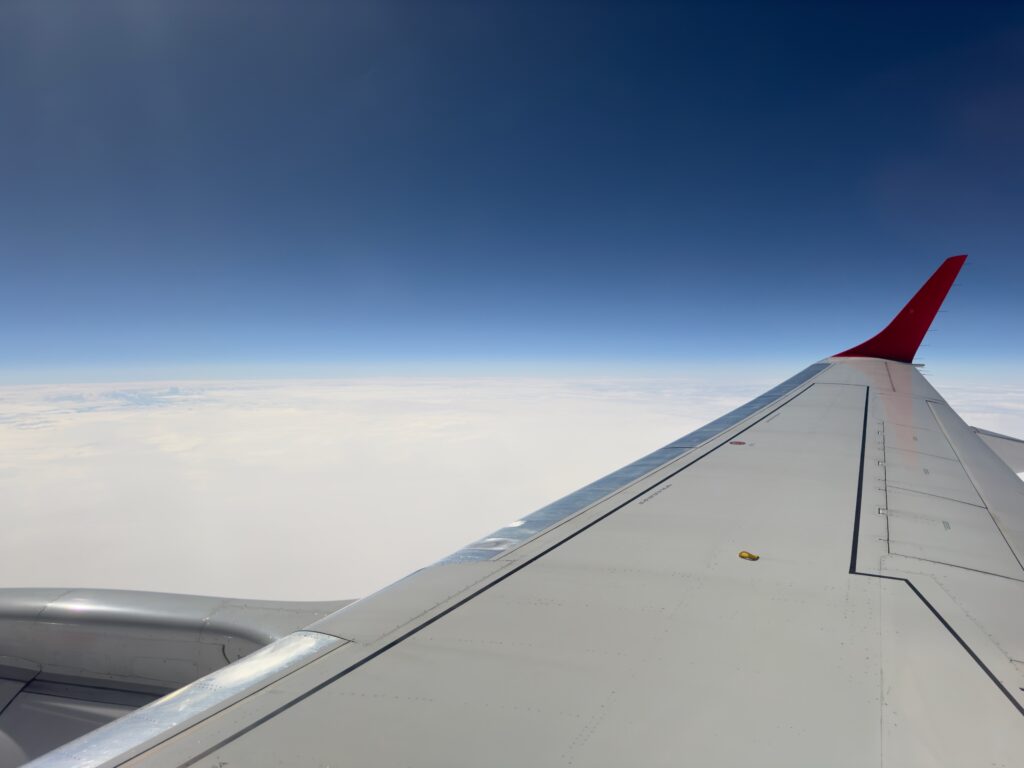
xmin=30 ymin=257 xmax=1024 ymax=767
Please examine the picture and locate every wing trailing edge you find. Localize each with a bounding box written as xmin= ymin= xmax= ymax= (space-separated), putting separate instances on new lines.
xmin=834 ymin=254 xmax=966 ymax=363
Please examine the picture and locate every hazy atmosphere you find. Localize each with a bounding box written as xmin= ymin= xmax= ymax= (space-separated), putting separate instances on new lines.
xmin=2 ymin=2 xmax=1023 ymax=600
xmin=0 ymin=373 xmax=781 ymax=599
xmin=2 ymin=368 xmax=1022 ymax=600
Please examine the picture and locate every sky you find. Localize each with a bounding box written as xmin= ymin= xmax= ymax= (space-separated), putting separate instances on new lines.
xmin=1 ymin=2 xmax=1024 ymax=600
xmin=2 ymin=1 xmax=1023 ymax=379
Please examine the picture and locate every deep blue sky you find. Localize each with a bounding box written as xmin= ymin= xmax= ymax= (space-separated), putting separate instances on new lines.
xmin=2 ymin=1 xmax=1022 ymax=381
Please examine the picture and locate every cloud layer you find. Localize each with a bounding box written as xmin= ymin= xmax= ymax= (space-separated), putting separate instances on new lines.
xmin=2 ymin=374 xmax=1021 ymax=601
xmin=1 ymin=377 xmax=773 ymax=600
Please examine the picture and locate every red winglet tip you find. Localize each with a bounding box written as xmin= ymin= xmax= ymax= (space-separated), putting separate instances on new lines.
xmin=834 ymin=255 xmax=967 ymax=363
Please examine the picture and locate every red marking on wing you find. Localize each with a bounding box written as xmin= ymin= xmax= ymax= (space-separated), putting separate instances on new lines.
xmin=834 ymin=255 xmax=966 ymax=363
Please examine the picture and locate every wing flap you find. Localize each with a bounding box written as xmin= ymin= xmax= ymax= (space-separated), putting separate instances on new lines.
xmin=973 ymin=427 xmax=1024 ymax=473
xmin=929 ymin=400 xmax=1024 ymax=568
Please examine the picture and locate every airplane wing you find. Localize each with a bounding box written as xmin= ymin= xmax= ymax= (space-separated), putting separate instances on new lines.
xmin=15 ymin=255 xmax=1024 ymax=767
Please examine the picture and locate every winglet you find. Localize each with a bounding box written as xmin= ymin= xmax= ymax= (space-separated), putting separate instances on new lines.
xmin=834 ymin=255 xmax=966 ymax=363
